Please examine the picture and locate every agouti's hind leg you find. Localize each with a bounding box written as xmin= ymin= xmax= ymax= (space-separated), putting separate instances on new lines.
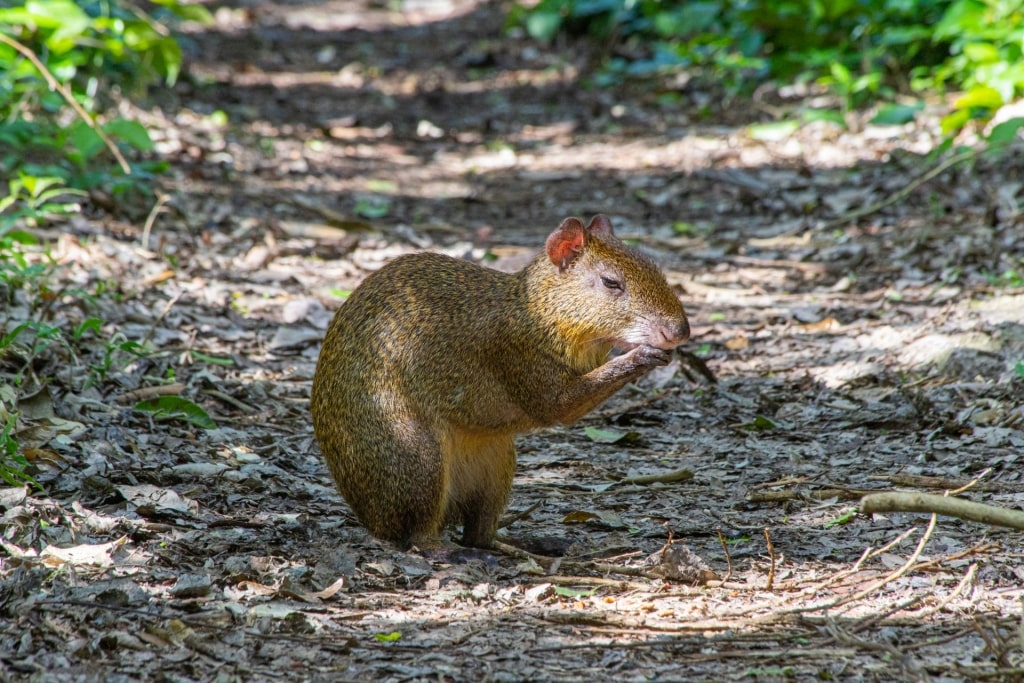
xmin=446 ymin=433 xmax=516 ymax=548
xmin=345 ymin=429 xmax=448 ymax=549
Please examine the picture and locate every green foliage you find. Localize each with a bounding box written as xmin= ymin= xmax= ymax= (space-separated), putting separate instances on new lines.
xmin=510 ymin=0 xmax=1024 ymax=131
xmin=825 ymin=508 xmax=858 ymax=527
xmin=0 ymin=0 xmax=207 ymax=207
xmin=0 ymin=406 xmax=38 ymax=488
xmin=134 ymin=396 xmax=217 ymax=430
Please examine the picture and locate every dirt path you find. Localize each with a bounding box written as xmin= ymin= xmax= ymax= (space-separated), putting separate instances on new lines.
xmin=2 ymin=1 xmax=1023 ymax=681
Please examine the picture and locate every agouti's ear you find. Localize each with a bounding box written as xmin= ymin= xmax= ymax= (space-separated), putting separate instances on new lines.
xmin=546 ymin=217 xmax=587 ymax=272
xmin=587 ymin=214 xmax=614 ymax=236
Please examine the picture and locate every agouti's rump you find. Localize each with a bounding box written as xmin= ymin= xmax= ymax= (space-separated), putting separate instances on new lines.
xmin=310 ymin=214 xmax=688 ymax=548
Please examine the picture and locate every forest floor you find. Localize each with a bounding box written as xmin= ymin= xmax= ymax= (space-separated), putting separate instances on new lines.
xmin=3 ymin=0 xmax=1024 ymax=681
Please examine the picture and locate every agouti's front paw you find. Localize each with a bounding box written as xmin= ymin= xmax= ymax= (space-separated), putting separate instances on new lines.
xmin=632 ymin=344 xmax=673 ymax=368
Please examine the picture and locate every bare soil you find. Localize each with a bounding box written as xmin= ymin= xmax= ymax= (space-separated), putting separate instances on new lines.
xmin=2 ymin=1 xmax=1023 ymax=681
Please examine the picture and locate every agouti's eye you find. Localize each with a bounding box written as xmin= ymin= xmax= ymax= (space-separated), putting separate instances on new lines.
xmin=601 ymin=276 xmax=623 ymax=291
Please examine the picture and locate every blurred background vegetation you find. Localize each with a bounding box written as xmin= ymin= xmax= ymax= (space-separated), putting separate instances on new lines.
xmin=510 ymin=0 xmax=1024 ymax=133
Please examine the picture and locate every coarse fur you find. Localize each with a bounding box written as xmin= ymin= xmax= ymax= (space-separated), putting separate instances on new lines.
xmin=310 ymin=215 xmax=689 ymax=548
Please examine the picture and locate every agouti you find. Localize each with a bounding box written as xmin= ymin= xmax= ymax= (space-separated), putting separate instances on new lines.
xmin=310 ymin=214 xmax=689 ymax=549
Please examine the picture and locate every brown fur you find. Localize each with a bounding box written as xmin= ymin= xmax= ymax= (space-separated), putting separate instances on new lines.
xmin=310 ymin=215 xmax=688 ymax=548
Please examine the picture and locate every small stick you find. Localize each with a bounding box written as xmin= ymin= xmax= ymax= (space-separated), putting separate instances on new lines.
xmin=201 ymin=389 xmax=258 ymax=414
xmin=949 ymin=467 xmax=991 ymax=495
xmin=117 ymin=383 xmax=185 ymax=403
xmin=911 ymin=563 xmax=978 ymax=619
xmin=716 ymin=527 xmax=733 ymax=583
xmin=141 ymin=193 xmax=171 ymax=251
xmin=822 ymin=148 xmax=977 ymax=230
xmin=499 ymin=500 xmax=543 ymax=529
xmin=834 ymin=513 xmax=937 ymax=609
xmin=860 ymin=491 xmax=1024 ymax=531
xmin=748 ymin=488 xmax=864 ymax=503
xmin=142 ymin=291 xmax=183 ymax=347
xmin=868 ymin=473 xmax=1001 ymax=493
xmin=617 ymin=467 xmax=694 ymax=487
xmin=763 ymin=528 xmax=775 ymax=591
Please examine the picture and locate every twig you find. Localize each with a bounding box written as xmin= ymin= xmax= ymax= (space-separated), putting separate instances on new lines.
xmin=867 ymin=473 xmax=1001 ymax=493
xmin=616 ymin=467 xmax=694 ymax=487
xmin=201 ymin=389 xmax=258 ymax=414
xmin=116 ymin=383 xmax=185 ymax=403
xmin=763 ymin=528 xmax=775 ymax=591
xmin=748 ymin=487 xmax=865 ymax=503
xmin=823 ymin=148 xmax=977 ymax=230
xmin=777 ymin=526 xmax=920 ymax=617
xmin=141 ymin=193 xmax=171 ymax=251
xmin=0 ymin=33 xmax=132 ymax=175
xmin=142 ymin=291 xmax=182 ymax=347
xmin=908 ymin=541 xmax=999 ymax=573
xmin=499 ymin=500 xmax=543 ymax=528
xmin=848 ymin=593 xmax=928 ymax=633
xmin=677 ymin=350 xmax=718 ymax=384
xmin=834 ymin=512 xmax=937 ymax=608
xmin=717 ymin=527 xmax=733 ymax=583
xmin=949 ymin=467 xmax=991 ymax=495
xmin=860 ymin=491 xmax=1024 ymax=530
xmin=910 ymin=562 xmax=978 ymax=619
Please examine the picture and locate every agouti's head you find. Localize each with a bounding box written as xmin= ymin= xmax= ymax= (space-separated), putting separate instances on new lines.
xmin=537 ymin=214 xmax=689 ymax=363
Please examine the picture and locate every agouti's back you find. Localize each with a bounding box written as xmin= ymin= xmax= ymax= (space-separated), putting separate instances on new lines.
xmin=311 ymin=214 xmax=688 ymax=548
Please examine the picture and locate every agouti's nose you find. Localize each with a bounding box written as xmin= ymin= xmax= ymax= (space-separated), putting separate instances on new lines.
xmin=675 ymin=318 xmax=690 ymax=344
xmin=653 ymin=318 xmax=689 ymax=349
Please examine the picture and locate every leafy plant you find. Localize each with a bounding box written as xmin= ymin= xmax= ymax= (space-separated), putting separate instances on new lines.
xmin=0 ymin=406 xmax=38 ymax=488
xmin=0 ymin=0 xmax=209 ymax=212
xmin=87 ymin=333 xmax=152 ymax=388
xmin=135 ymin=396 xmax=217 ymax=430
xmin=509 ymin=0 xmax=1024 ymax=135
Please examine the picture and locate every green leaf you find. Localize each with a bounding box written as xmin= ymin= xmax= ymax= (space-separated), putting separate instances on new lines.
xmin=1015 ymin=361 xmax=1024 ymax=379
xmin=190 ymin=351 xmax=235 ymax=366
xmin=135 ymin=396 xmax=216 ymax=430
xmin=583 ymin=426 xmax=637 ymax=444
xmin=825 ymin=508 xmax=857 ymax=527
xmin=24 ymin=0 xmax=90 ymax=33
xmin=954 ymin=85 xmax=1003 ymax=112
xmin=118 ymin=340 xmax=150 ymax=356
xmin=73 ymin=317 xmax=103 ymax=340
xmin=354 ymin=199 xmax=389 ymax=219
xmin=103 ymin=119 xmax=154 ymax=151
xmin=870 ymin=103 xmax=922 ymax=126
xmin=68 ymin=124 xmax=105 ymax=162
xmin=746 ymin=120 xmax=800 ymax=142
xmin=525 ymin=11 xmax=563 ymax=41
xmin=554 ymin=586 xmax=598 ymax=598
xmin=151 ymin=0 xmax=214 ymax=24
xmin=746 ymin=415 xmax=779 ymax=431
xmin=828 ymin=61 xmax=852 ymax=85
xmin=962 ymin=42 xmax=1000 ymax=64
xmin=802 ymin=108 xmax=847 ymax=128
xmin=986 ymin=117 xmax=1024 ymax=146
xmin=940 ymin=108 xmax=972 ymax=135
xmin=366 ymin=179 xmax=397 ymax=193
xmin=374 ymin=631 xmax=402 ymax=643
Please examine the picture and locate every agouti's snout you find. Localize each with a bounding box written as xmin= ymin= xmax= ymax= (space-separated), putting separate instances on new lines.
xmin=650 ymin=317 xmax=689 ymax=350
